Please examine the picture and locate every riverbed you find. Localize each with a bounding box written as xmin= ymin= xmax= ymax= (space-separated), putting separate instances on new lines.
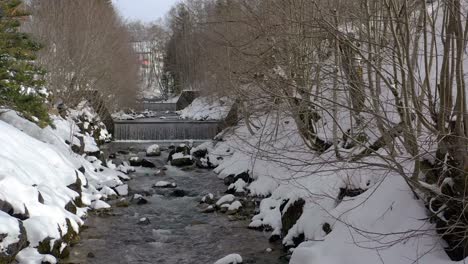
xmin=63 ymin=145 xmax=287 ymax=264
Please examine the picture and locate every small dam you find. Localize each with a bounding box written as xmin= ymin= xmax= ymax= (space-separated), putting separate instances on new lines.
xmin=113 ymin=92 xmax=237 ymax=141
xmin=114 ymin=114 xmax=222 ymax=141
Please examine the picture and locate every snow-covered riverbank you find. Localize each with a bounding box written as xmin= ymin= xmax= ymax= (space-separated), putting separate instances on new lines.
xmin=192 ymin=113 xmax=454 ymax=264
xmin=0 ymin=106 xmax=129 ymax=263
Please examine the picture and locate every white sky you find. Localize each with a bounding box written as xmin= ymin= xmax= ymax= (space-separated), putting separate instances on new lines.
xmin=112 ymin=0 xmax=180 ymax=23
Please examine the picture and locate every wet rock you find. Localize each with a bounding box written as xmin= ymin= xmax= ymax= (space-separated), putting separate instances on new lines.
xmin=87 ymin=252 xmax=95 ymax=258
xmin=138 ymin=217 xmax=151 ymax=225
xmin=38 ymin=192 xmax=45 ymax=204
xmin=337 ymin=187 xmax=365 ymax=202
xmin=171 ymin=156 xmax=194 ymax=167
xmin=129 ymin=157 xmax=156 ymax=168
xmin=117 ymin=150 xmax=130 ymax=155
xmin=65 ymin=201 xmax=78 ymax=214
xmin=0 ymin=199 xmax=29 ymax=220
xmin=129 ymin=157 xmax=141 ymax=166
xmin=136 ymin=197 xmax=149 ymax=205
xmin=224 ymin=175 xmax=235 ymax=186
xmin=78 ymin=166 xmax=86 ymax=174
xmin=192 ymin=148 xmax=208 ymax=158
xmin=195 ymin=157 xmax=215 ymax=169
xmin=63 ymin=219 xmax=80 ymax=246
xmin=175 ymin=144 xmax=191 ymax=155
xmin=200 ymin=193 xmax=215 ymax=204
xmin=269 ymin=234 xmax=281 ymax=243
xmin=322 ymin=223 xmax=332 ymax=235
xmin=281 ymin=199 xmax=305 ymax=237
xmin=0 ymin=221 xmax=28 ymax=263
xmin=219 ymin=206 xmax=228 ymax=214
xmin=141 ymin=159 xmax=156 ymax=168
xmin=67 ymin=173 xmax=83 ymax=196
xmin=201 ymin=205 xmax=215 ymax=213
xmin=38 ymin=237 xmax=70 ymax=259
xmin=224 ymin=172 xmax=252 ymax=186
xmin=108 ymin=153 xmax=116 ymax=159
xmin=171 ymin=189 xmax=187 ymax=197
xmin=234 ymin=172 xmax=251 ymax=183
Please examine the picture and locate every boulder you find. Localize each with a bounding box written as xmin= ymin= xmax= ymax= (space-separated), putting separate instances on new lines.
xmin=200 ymin=193 xmax=215 ymax=204
xmin=171 ymin=189 xmax=187 ymax=197
xmin=280 ymin=198 xmax=305 ymax=237
xmin=0 ymin=221 xmax=28 ymax=263
xmin=138 ymin=217 xmax=151 ymax=225
xmin=153 ymin=181 xmax=177 ymax=188
xmin=141 ymin=159 xmax=156 ymax=168
xmin=192 ymin=148 xmax=208 ymax=158
xmin=201 ymin=205 xmax=215 ymax=213
xmin=0 ymin=199 xmax=29 ymax=220
xmin=129 ymin=157 xmax=155 ymax=168
xmin=37 ymin=237 xmax=70 ymax=259
xmin=224 ymin=172 xmax=251 ymax=186
xmin=146 ymin=144 xmax=161 ymax=157
xmin=171 ymin=155 xmax=194 ymax=167
xmin=175 ymin=144 xmax=191 ymax=155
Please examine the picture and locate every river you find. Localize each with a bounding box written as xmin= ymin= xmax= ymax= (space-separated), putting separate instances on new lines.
xmin=63 ymin=144 xmax=287 ymax=264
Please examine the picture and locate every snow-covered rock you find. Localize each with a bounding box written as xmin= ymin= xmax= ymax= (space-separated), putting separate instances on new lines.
xmin=146 ymin=144 xmax=161 ymax=157
xmin=214 ymin=253 xmax=243 ymax=264
xmin=91 ymin=200 xmax=111 ymax=210
xmin=153 ymin=181 xmax=177 ymax=188
xmin=114 ymin=184 xmax=129 ymax=196
xmin=178 ymin=97 xmax=233 ymax=121
xmin=216 ymin=195 xmax=235 ymax=206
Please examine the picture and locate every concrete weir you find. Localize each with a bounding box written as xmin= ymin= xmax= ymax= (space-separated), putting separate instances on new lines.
xmin=113 ymin=117 xmax=222 ymax=141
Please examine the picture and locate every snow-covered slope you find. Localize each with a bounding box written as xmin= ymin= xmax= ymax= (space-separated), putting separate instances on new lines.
xmin=0 ymin=111 xmax=125 ymax=263
xmin=193 ymin=113 xmax=456 ymax=264
xmin=178 ymin=97 xmax=233 ymax=120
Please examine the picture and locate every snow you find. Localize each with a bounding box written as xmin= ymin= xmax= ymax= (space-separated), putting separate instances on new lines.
xmin=216 ymin=194 xmax=235 ymax=206
xmin=228 ymin=179 xmax=247 ymax=193
xmin=227 ymin=201 xmax=242 ymax=211
xmin=114 ymin=184 xmax=129 ymax=196
xmin=91 ymin=200 xmax=111 ymax=210
xmin=0 ymin=110 xmax=126 ymax=263
xmin=146 ymin=144 xmax=160 ymax=155
xmin=178 ymin=97 xmax=233 ymax=120
xmin=172 ymin=152 xmax=186 ymax=159
xmin=15 ymin=248 xmax=56 ymax=264
xmin=204 ymin=109 xmax=457 ymax=264
xmin=0 ymin=211 xmax=20 ymax=253
xmin=154 ymin=181 xmax=177 ymax=188
xmin=201 ymin=193 xmax=214 ymax=203
xmin=214 ymin=253 xmax=243 ymax=264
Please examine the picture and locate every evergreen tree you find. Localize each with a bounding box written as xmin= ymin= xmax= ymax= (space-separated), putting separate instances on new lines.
xmin=0 ymin=0 xmax=50 ymax=127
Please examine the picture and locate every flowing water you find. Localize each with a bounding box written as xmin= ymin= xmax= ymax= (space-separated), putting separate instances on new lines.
xmin=64 ymin=145 xmax=287 ymax=264
xmin=113 ymin=114 xmax=221 ymax=141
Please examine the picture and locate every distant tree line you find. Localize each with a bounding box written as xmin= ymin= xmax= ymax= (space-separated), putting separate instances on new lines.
xmin=24 ymin=0 xmax=139 ymax=111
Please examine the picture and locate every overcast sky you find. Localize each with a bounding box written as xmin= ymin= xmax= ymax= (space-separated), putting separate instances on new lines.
xmin=112 ymin=0 xmax=180 ymax=23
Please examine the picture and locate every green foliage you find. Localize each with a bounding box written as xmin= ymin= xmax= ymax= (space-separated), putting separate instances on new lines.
xmin=0 ymin=0 xmax=50 ymax=127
